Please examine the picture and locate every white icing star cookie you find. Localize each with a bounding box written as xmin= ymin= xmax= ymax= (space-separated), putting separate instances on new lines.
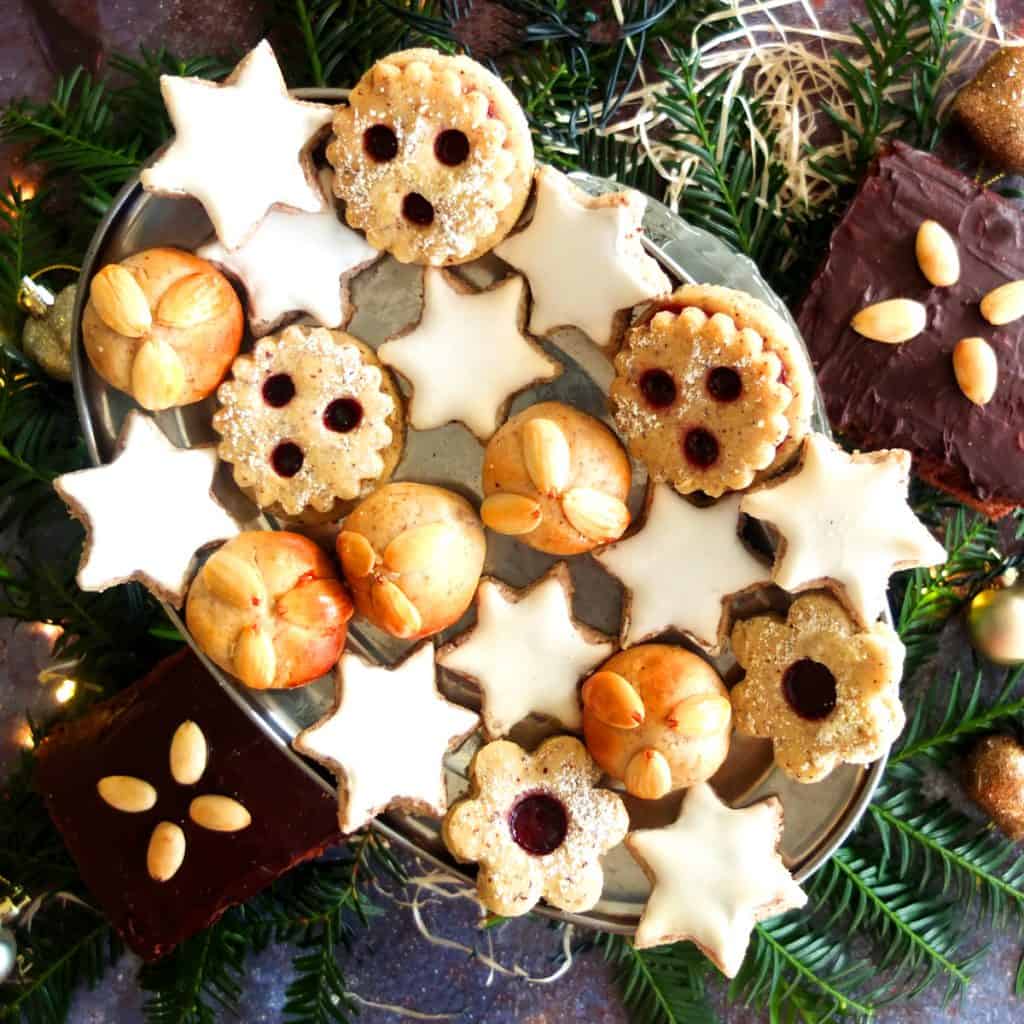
xmin=293 ymin=643 xmax=479 ymax=833
xmin=595 ymin=485 xmax=768 ymax=651
xmin=378 ymin=269 xmax=560 ymax=441
xmin=626 ymin=783 xmax=807 ymax=973
xmin=198 ymin=172 xmax=379 ymax=336
xmin=740 ymin=433 xmax=947 ymax=625
xmin=438 ymin=563 xmax=614 ymax=738
xmin=495 ymin=166 xmax=670 ymax=350
xmin=53 ymin=413 xmax=239 ymax=606
xmin=141 ymin=40 xmax=334 ymax=249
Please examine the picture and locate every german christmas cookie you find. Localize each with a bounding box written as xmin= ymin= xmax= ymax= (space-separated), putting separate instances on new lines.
xmin=610 ymin=303 xmax=792 ymax=496
xmin=186 ymin=531 xmax=353 ymax=690
xmin=336 ymin=482 xmax=486 ymax=640
xmin=626 ymin=783 xmax=806 ymax=971
xmin=294 ymin=643 xmax=479 ymax=832
xmin=53 ymin=412 xmax=238 ymax=607
xmin=731 ymin=593 xmax=906 ymax=783
xmin=326 ymin=48 xmax=534 ymax=265
xmin=141 ymin=40 xmax=333 ymax=249
xmin=581 ymin=645 xmax=732 ymax=799
xmin=443 ymin=736 xmax=629 ymax=916
xmin=438 ymin=563 xmax=614 ymax=738
xmin=740 ymin=434 xmax=946 ymax=626
xmin=595 ymin=485 xmax=769 ymax=651
xmin=213 ymin=325 xmax=404 ymax=517
xmin=495 ymin=166 xmax=670 ymax=350
xmin=82 ymin=248 xmax=244 ymax=411
xmin=378 ymin=269 xmax=559 ymax=441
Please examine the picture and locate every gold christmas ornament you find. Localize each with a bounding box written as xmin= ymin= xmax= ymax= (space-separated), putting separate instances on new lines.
xmin=954 ymin=47 xmax=1024 ymax=171
xmin=962 ymin=734 xmax=1024 ymax=840
xmin=17 ymin=274 xmax=77 ymax=381
xmin=967 ymin=585 xmax=1024 ymax=666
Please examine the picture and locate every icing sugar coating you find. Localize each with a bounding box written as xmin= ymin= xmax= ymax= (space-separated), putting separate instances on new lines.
xmin=293 ymin=643 xmax=479 ymax=833
xmin=378 ymin=269 xmax=559 ymax=440
xmin=595 ymin=485 xmax=769 ymax=651
xmin=53 ymin=413 xmax=238 ymax=606
xmin=626 ymin=783 xmax=806 ymax=971
xmin=495 ymin=166 xmax=670 ymax=349
xmin=438 ymin=564 xmax=614 ymax=738
xmin=141 ymin=40 xmax=333 ymax=250
xmin=740 ymin=433 xmax=947 ymax=625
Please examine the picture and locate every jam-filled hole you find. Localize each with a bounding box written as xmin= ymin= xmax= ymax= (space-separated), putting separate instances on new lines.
xmin=707 ymin=366 xmax=742 ymax=403
xmin=434 ymin=129 xmax=470 ymax=166
xmin=324 ymin=397 xmax=363 ymax=433
xmin=782 ymin=658 xmax=838 ymax=721
xmin=639 ymin=368 xmax=677 ymax=409
xmin=262 ymin=373 xmax=295 ymax=408
xmin=682 ymin=427 xmax=719 ymax=469
xmin=402 ymin=192 xmax=435 ymax=226
xmin=271 ymin=441 xmax=304 ymax=478
xmin=364 ymin=124 xmax=398 ymax=162
xmin=508 ymin=791 xmax=568 ymax=856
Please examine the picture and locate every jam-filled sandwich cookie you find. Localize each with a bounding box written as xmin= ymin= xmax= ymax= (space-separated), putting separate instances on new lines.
xmin=480 ymin=402 xmax=631 ymax=555
xmin=82 ymin=248 xmax=243 ymax=411
xmin=610 ymin=303 xmax=791 ymax=497
xmin=443 ymin=736 xmax=629 ymax=917
xmin=186 ymin=531 xmax=353 ymax=690
xmin=327 ymin=48 xmax=533 ymax=266
xmin=730 ymin=593 xmax=906 ymax=783
xmin=214 ymin=324 xmax=404 ymax=518
xmin=337 ymin=482 xmax=486 ymax=640
xmin=582 ymin=645 xmax=732 ymax=799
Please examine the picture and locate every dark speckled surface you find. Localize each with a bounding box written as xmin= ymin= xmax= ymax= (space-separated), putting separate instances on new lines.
xmin=2 ymin=1 xmax=1024 ymax=1021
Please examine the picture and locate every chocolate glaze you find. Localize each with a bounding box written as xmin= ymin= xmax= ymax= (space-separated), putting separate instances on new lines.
xmin=36 ymin=649 xmax=340 ymax=961
xmin=798 ymin=142 xmax=1024 ymax=510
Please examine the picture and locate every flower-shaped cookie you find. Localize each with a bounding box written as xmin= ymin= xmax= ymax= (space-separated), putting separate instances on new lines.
xmin=730 ymin=593 xmax=906 ymax=783
xmin=327 ymin=48 xmax=534 ymax=265
xmin=443 ymin=736 xmax=629 ymax=916
xmin=611 ymin=305 xmax=792 ymax=496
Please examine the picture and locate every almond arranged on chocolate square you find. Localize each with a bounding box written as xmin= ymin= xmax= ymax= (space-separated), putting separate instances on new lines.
xmin=798 ymin=142 xmax=1024 ymax=517
xmin=35 ymin=649 xmax=341 ymax=960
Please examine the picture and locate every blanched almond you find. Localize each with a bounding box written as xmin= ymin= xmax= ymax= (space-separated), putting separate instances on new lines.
xmin=624 ymin=748 xmax=672 ymax=800
xmin=90 ymin=264 xmax=152 ymax=337
xmin=561 ymin=488 xmax=630 ymax=542
xmin=915 ymin=220 xmax=959 ymax=287
xmin=522 ymin=418 xmax=571 ymax=495
xmin=383 ymin=522 xmax=456 ymax=574
xmin=480 ymin=493 xmax=542 ymax=535
xmin=952 ymin=336 xmax=998 ymax=406
xmin=147 ymin=821 xmax=186 ymax=882
xmin=156 ymin=272 xmax=231 ymax=328
xmin=97 ymin=775 xmax=157 ymax=813
xmin=169 ymin=720 xmax=207 ymax=785
xmin=338 ymin=531 xmax=377 ymax=579
xmin=980 ymin=280 xmax=1024 ymax=325
xmin=189 ymin=794 xmax=251 ymax=832
xmin=581 ymin=670 xmax=645 ymax=729
xmin=371 ymin=578 xmax=422 ymax=638
xmin=131 ymin=338 xmax=186 ymax=410
xmin=850 ymin=299 xmax=927 ymax=344
xmin=277 ymin=577 xmax=352 ymax=629
xmin=204 ymin=552 xmax=267 ymax=609
xmin=233 ymin=625 xmax=277 ymax=689
xmin=666 ymin=693 xmax=732 ymax=737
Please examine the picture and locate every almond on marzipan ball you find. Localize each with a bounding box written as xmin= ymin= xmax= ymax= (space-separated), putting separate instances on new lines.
xmin=82 ymin=247 xmax=244 ymax=410
xmin=186 ymin=531 xmax=353 ymax=689
xmin=337 ymin=481 xmax=485 ymax=641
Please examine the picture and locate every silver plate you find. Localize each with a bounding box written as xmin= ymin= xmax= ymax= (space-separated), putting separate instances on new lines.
xmin=70 ymin=97 xmax=884 ymax=934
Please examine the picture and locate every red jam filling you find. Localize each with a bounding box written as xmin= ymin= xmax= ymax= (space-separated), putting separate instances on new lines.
xmin=271 ymin=441 xmax=304 ymax=478
xmin=262 ymin=373 xmax=295 ymax=408
xmin=323 ymin=398 xmax=363 ymax=433
xmin=782 ymin=658 xmax=837 ymax=720
xmin=707 ymin=366 xmax=742 ymax=402
xmin=434 ymin=129 xmax=470 ymax=166
xmin=639 ymin=368 xmax=677 ymax=409
xmin=402 ymin=192 xmax=435 ymax=226
xmin=508 ymin=792 xmax=568 ymax=856
xmin=364 ymin=124 xmax=398 ymax=162
xmin=682 ymin=427 xmax=719 ymax=469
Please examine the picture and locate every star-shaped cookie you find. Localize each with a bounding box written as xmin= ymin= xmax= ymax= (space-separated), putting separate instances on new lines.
xmin=141 ymin=40 xmax=334 ymax=249
xmin=378 ymin=269 xmax=560 ymax=441
xmin=740 ymin=433 xmax=947 ymax=625
xmin=626 ymin=783 xmax=807 ymax=973
xmin=595 ymin=485 xmax=769 ymax=651
xmin=198 ymin=172 xmax=380 ymax=336
xmin=438 ymin=563 xmax=614 ymax=738
xmin=495 ymin=166 xmax=670 ymax=350
xmin=53 ymin=413 xmax=238 ymax=606
xmin=293 ymin=643 xmax=480 ymax=833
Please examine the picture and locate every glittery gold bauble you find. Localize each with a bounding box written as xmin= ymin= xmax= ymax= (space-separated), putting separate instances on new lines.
xmin=963 ymin=734 xmax=1024 ymax=840
xmin=954 ymin=47 xmax=1024 ymax=171
xmin=21 ymin=283 xmax=75 ymax=381
xmin=967 ymin=586 xmax=1024 ymax=665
